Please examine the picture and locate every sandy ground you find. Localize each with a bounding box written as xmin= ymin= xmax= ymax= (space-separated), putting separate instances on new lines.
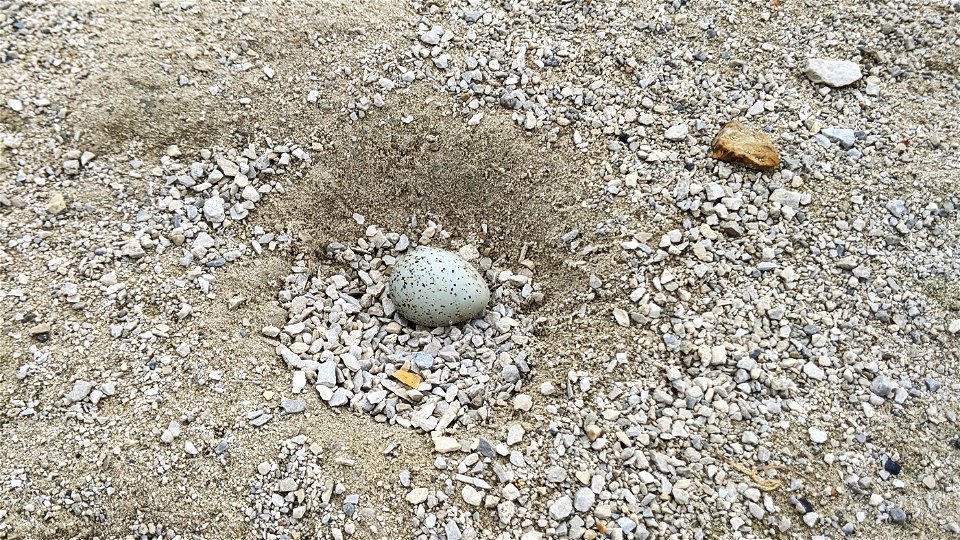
xmin=1 ymin=0 xmax=959 ymax=539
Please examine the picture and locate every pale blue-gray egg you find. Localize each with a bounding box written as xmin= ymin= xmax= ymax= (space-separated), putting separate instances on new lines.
xmin=389 ymin=247 xmax=490 ymax=327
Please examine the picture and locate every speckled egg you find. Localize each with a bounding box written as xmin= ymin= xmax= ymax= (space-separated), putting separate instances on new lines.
xmin=389 ymin=247 xmax=491 ymax=327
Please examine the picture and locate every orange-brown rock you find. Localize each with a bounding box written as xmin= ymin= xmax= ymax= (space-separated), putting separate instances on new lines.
xmin=710 ymin=121 xmax=780 ymax=170
xmin=391 ymin=369 xmax=422 ymax=389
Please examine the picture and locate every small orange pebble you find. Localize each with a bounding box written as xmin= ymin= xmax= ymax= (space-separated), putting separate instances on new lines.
xmin=391 ymin=369 xmax=422 ymax=389
xmin=597 ymin=522 xmax=607 ymax=534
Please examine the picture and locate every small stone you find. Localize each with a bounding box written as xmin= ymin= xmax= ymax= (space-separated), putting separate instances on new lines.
xmin=262 ymin=326 xmax=280 ymax=337
xmin=612 ymin=308 xmax=630 ymax=327
xmin=890 ymin=508 xmax=907 ymax=524
xmin=406 ymin=488 xmax=429 ymax=504
xmin=413 ymin=352 xmax=434 ymax=369
xmin=217 ymin=158 xmax=239 ymax=177
xmin=433 ymin=437 xmax=460 ymax=453
xmin=327 ymin=389 xmax=348 ymax=407
xmin=65 ymin=380 xmax=93 ymax=403
xmin=203 ymin=196 xmax=225 ymax=223
xmin=710 ymin=120 xmax=780 ymax=170
xmin=546 ymin=466 xmax=567 ymax=483
xmin=160 ymin=420 xmax=181 ymax=443
xmin=809 ymin=427 xmax=828 ymax=444
xmin=444 ymin=520 xmax=462 ymax=540
xmin=805 ymin=58 xmax=863 ymax=87
xmin=821 ymin=127 xmax=856 ymax=149
xmin=276 ymin=478 xmax=298 ymax=492
xmin=419 ymin=26 xmax=443 ymax=46
xmin=769 ymin=189 xmax=806 ymax=209
xmin=506 ymin=423 xmax=524 ymax=445
xmin=803 ymin=362 xmax=825 ymax=380
xmin=121 ymin=239 xmax=146 ymax=259
xmin=886 ymin=200 xmax=908 ymax=218
xmin=574 ymin=487 xmax=595 ymax=512
xmin=883 ymin=458 xmax=902 ymax=475
xmin=391 ymin=369 xmax=422 ymax=388
xmin=617 ymin=517 xmax=637 ymax=533
xmin=502 ymin=364 xmax=521 ymax=383
xmin=46 ymin=192 xmax=67 ymax=215
xmin=664 ymin=124 xmax=689 ymax=141
xmin=512 ymin=394 xmax=532 ymax=411
xmin=948 ymin=319 xmax=960 ymax=334
xmin=316 ymin=361 xmax=337 ymax=388
xmin=184 ymin=441 xmax=199 ymax=456
xmin=281 ymin=398 xmax=306 ymax=414
xmin=292 ymin=371 xmax=306 ymax=393
xmin=461 ymin=485 xmax=483 ymax=506
xmin=549 ymin=495 xmax=573 ymax=520
xmin=870 ymin=375 xmax=892 ymax=397
xmin=250 ymin=414 xmax=272 ymax=427
xmin=704 ymin=182 xmax=725 ymax=201
xmin=803 ymin=512 xmax=819 ymax=527
xmin=29 ymin=323 xmax=51 ymax=338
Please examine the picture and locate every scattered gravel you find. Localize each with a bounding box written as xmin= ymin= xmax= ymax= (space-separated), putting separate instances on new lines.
xmin=267 ymin=223 xmax=541 ymax=434
xmin=0 ymin=0 xmax=958 ymax=538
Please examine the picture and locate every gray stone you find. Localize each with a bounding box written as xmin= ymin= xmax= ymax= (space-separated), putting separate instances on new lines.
xmin=282 ymin=398 xmax=306 ymax=414
xmin=316 ymin=361 xmax=337 ymax=388
xmin=65 ymin=380 xmax=93 ymax=403
xmin=886 ymin=200 xmax=907 ymax=218
xmin=328 ymin=388 xmax=349 ymax=406
xmin=444 ymin=519 xmax=462 ymax=540
xmin=203 ymin=195 xmax=225 ymax=223
xmin=276 ymin=477 xmax=298 ymax=492
xmin=549 ymin=495 xmax=573 ymax=520
xmin=617 ymin=516 xmax=637 ymax=533
xmin=461 ymin=485 xmax=483 ymax=506
xmin=805 ymin=58 xmax=862 ymax=87
xmin=545 ymin=466 xmax=567 ymax=483
xmin=250 ymin=414 xmax=272 ymax=427
xmin=184 ymin=441 xmax=199 ymax=455
xmin=704 ymin=182 xmax=725 ymax=201
xmin=502 ymin=364 xmax=521 ymax=383
xmin=890 ymin=508 xmax=907 ymax=524
xmin=803 ymin=362 xmax=825 ymax=380
xmin=870 ymin=375 xmax=892 ymax=397
xmin=574 ymin=487 xmax=595 ymax=512
xmin=664 ymin=124 xmax=689 ymax=141
xmin=414 ymin=352 xmax=434 ymax=369
xmin=821 ymin=127 xmax=856 ymax=149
